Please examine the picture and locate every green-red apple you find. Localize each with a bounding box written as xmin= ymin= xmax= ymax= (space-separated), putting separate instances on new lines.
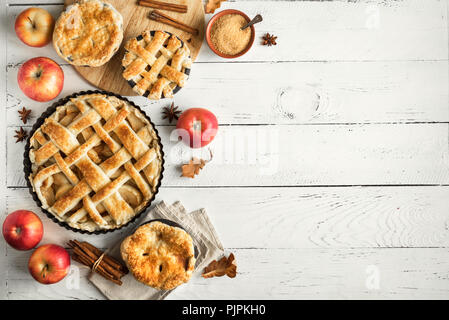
xmin=2 ymin=210 xmax=43 ymax=251
xmin=15 ymin=7 xmax=54 ymax=47
xmin=17 ymin=57 xmax=64 ymax=102
xmin=28 ymin=244 xmax=71 ymax=285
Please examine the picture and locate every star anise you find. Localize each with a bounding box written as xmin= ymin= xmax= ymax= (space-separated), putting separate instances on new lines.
xmin=18 ymin=107 xmax=31 ymax=124
xmin=262 ymin=33 xmax=277 ymax=46
xmin=14 ymin=127 xmax=28 ymax=143
xmin=162 ymin=102 xmax=182 ymax=123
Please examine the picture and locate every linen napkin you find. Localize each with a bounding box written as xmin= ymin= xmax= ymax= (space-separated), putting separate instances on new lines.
xmin=89 ymin=201 xmax=224 ymax=300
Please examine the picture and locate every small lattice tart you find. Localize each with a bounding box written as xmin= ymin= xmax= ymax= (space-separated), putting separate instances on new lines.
xmin=27 ymin=92 xmax=163 ymax=232
xmin=121 ymin=221 xmax=196 ymax=290
xmin=53 ymin=0 xmax=123 ymax=67
xmin=122 ymin=30 xmax=192 ymax=100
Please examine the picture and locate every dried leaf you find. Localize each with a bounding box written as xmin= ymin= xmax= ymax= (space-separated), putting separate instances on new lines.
xmin=205 ymin=0 xmax=226 ymax=14
xmin=181 ymin=150 xmax=213 ymax=178
xmin=202 ymin=253 xmax=237 ymax=279
xmin=181 ymin=157 xmax=207 ymax=178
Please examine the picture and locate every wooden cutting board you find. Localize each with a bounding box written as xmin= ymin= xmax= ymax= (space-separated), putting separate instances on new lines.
xmin=64 ymin=0 xmax=205 ymax=96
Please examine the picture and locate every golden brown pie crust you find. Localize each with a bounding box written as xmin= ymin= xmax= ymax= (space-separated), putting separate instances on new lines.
xmin=122 ymin=30 xmax=192 ymax=100
xmin=28 ymin=93 xmax=163 ymax=232
xmin=121 ymin=221 xmax=196 ymax=290
xmin=53 ymin=0 xmax=123 ymax=67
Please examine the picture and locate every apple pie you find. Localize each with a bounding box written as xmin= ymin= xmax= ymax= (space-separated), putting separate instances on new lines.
xmin=26 ymin=92 xmax=163 ymax=232
xmin=53 ymin=0 xmax=123 ymax=67
xmin=122 ymin=30 xmax=192 ymax=100
xmin=121 ymin=221 xmax=196 ymax=290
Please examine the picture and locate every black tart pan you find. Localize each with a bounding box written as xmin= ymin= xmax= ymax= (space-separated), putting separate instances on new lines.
xmin=123 ymin=31 xmax=191 ymax=98
xmin=23 ymin=90 xmax=165 ymax=235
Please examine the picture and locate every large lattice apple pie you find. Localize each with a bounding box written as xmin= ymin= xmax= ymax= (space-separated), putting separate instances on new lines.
xmin=27 ymin=92 xmax=163 ymax=232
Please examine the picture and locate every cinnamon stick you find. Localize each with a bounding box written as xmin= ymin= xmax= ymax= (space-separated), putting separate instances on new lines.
xmin=140 ymin=0 xmax=187 ymax=10
xmin=68 ymin=240 xmax=127 ymax=285
xmin=72 ymin=245 xmax=124 ymax=280
xmin=71 ymin=253 xmax=115 ymax=282
xmin=73 ymin=240 xmax=127 ymax=275
xmin=78 ymin=245 xmax=123 ymax=279
xmin=139 ymin=0 xmax=187 ymax=13
xmin=72 ymin=255 xmax=122 ymax=285
xmin=70 ymin=240 xmax=126 ymax=275
xmin=149 ymin=10 xmax=199 ymax=35
xmin=82 ymin=241 xmax=128 ymax=274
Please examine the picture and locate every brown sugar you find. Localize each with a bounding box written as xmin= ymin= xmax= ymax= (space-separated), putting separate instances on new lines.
xmin=210 ymin=14 xmax=251 ymax=55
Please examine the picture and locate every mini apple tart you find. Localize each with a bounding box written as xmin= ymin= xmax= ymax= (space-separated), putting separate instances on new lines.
xmin=53 ymin=0 xmax=123 ymax=67
xmin=122 ymin=30 xmax=192 ymax=100
xmin=121 ymin=220 xmax=196 ymax=290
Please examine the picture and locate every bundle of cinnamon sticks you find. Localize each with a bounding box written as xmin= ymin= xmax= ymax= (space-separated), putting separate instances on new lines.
xmin=139 ymin=0 xmax=187 ymax=13
xmin=68 ymin=240 xmax=128 ymax=285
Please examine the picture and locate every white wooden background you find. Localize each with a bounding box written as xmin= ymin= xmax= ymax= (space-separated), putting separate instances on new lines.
xmin=1 ymin=0 xmax=449 ymax=300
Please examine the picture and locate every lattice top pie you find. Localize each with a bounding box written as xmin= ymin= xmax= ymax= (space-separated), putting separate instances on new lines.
xmin=121 ymin=221 xmax=196 ymax=290
xmin=53 ymin=0 xmax=123 ymax=67
xmin=122 ymin=30 xmax=192 ymax=100
xmin=27 ymin=93 xmax=163 ymax=232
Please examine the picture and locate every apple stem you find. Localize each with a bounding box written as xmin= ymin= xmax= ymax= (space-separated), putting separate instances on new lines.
xmin=34 ymin=66 xmax=42 ymax=79
xmin=41 ymin=264 xmax=48 ymax=279
xmin=27 ymin=17 xmax=36 ymax=29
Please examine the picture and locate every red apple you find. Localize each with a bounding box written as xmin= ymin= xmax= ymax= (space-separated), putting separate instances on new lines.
xmin=28 ymin=244 xmax=70 ymax=284
xmin=17 ymin=57 xmax=64 ymax=102
xmin=2 ymin=210 xmax=43 ymax=251
xmin=176 ymin=108 xmax=219 ymax=148
xmin=15 ymin=8 xmax=54 ymax=47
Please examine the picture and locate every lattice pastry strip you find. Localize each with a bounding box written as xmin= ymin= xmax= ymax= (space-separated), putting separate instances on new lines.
xmin=33 ymin=116 xmax=133 ymax=224
xmin=122 ymin=30 xmax=192 ymax=100
xmin=51 ymin=106 xmax=150 ymax=224
xmin=28 ymin=93 xmax=163 ymax=232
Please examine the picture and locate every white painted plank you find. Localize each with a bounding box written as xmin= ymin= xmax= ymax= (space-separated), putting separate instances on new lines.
xmin=6 ymin=186 xmax=449 ymax=248
xmin=0 ymin=0 xmax=9 ymax=301
xmin=169 ymin=248 xmax=449 ymax=299
xmin=8 ymin=123 xmax=449 ymax=187
xmin=5 ymin=248 xmax=449 ymax=299
xmin=7 ymin=60 xmax=449 ymax=126
xmin=6 ymin=0 xmax=448 ymax=63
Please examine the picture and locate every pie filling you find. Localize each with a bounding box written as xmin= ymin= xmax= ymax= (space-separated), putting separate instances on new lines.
xmin=28 ymin=93 xmax=163 ymax=232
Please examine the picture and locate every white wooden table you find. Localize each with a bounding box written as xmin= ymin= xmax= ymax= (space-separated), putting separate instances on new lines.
xmin=1 ymin=0 xmax=449 ymax=300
